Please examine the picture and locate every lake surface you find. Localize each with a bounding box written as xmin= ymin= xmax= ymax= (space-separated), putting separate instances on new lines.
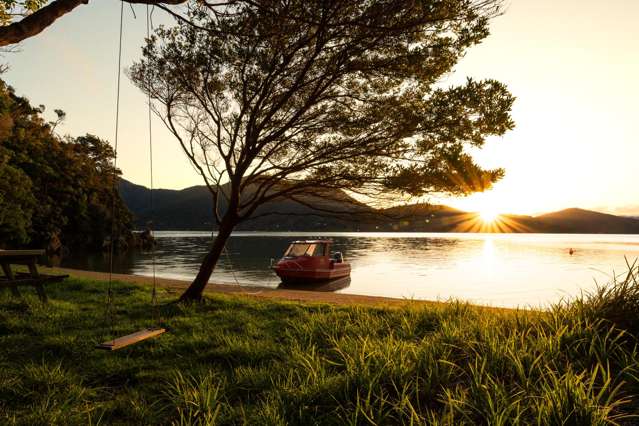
xmin=60 ymin=232 xmax=639 ymax=308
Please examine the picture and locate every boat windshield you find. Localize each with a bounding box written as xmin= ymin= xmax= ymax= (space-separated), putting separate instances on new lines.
xmin=284 ymin=243 xmax=326 ymax=257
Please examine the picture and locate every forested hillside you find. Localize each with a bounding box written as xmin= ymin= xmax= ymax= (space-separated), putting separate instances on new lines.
xmin=120 ymin=180 xmax=639 ymax=234
xmin=0 ymin=80 xmax=131 ymax=252
xmin=119 ymin=179 xmax=365 ymax=231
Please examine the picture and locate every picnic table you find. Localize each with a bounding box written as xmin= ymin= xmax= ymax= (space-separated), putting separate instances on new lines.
xmin=0 ymin=249 xmax=68 ymax=303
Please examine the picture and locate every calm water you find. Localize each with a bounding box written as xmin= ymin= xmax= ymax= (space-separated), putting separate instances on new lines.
xmin=60 ymin=232 xmax=639 ymax=308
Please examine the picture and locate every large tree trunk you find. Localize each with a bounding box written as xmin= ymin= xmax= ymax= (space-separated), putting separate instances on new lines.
xmin=178 ymin=215 xmax=236 ymax=302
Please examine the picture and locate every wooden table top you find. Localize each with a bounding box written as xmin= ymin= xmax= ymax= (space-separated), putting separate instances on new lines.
xmin=0 ymin=249 xmax=45 ymax=257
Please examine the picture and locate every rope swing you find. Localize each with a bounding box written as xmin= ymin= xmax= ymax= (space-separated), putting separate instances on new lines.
xmin=97 ymin=1 xmax=166 ymax=351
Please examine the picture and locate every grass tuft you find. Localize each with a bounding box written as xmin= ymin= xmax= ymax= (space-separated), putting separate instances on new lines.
xmin=560 ymin=258 xmax=639 ymax=337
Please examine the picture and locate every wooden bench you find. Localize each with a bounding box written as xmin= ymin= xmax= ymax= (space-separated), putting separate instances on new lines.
xmin=0 ymin=249 xmax=68 ymax=303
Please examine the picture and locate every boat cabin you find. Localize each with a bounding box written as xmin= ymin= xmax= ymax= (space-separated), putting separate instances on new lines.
xmin=283 ymin=240 xmax=343 ymax=262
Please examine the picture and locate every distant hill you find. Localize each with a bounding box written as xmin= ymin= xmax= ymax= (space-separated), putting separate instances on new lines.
xmin=533 ymin=208 xmax=639 ymax=234
xmin=119 ymin=180 xmax=639 ymax=234
xmin=119 ymin=179 xmax=370 ymax=231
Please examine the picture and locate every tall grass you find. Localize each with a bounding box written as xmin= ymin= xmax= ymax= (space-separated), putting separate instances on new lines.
xmin=1 ymin=263 xmax=639 ymax=424
xmin=559 ymin=258 xmax=639 ymax=337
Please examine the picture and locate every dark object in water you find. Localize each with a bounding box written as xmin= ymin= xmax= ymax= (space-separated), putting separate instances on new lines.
xmin=272 ymin=240 xmax=351 ymax=284
xmin=569 ymin=248 xmax=575 ymax=255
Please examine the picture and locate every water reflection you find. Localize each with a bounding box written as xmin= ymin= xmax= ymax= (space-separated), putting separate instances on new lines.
xmin=278 ymin=277 xmax=351 ymax=292
xmin=58 ymin=232 xmax=639 ymax=308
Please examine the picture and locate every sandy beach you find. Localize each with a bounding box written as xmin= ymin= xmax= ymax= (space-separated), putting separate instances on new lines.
xmin=41 ymin=266 xmax=438 ymax=308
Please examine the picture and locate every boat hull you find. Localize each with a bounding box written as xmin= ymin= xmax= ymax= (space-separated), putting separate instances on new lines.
xmin=278 ymin=276 xmax=351 ymax=292
xmin=273 ymin=264 xmax=351 ymax=284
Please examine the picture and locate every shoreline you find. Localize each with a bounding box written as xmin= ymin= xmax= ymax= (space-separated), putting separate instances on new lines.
xmin=42 ymin=266 xmax=444 ymax=308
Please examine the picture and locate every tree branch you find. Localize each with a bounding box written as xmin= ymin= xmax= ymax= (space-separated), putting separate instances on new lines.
xmin=0 ymin=0 xmax=187 ymax=47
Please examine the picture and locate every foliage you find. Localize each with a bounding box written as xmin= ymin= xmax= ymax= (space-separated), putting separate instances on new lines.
xmin=0 ymin=0 xmax=48 ymax=25
xmin=0 ymin=143 xmax=34 ymax=244
xmin=0 ymin=79 xmax=132 ymax=250
xmin=1 ymin=265 xmax=639 ymax=424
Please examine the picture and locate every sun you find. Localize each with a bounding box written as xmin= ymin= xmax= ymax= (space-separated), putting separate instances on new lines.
xmin=479 ymin=207 xmax=500 ymax=223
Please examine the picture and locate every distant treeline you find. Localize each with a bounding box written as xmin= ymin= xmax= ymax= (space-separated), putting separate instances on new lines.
xmin=0 ymin=80 xmax=132 ymax=252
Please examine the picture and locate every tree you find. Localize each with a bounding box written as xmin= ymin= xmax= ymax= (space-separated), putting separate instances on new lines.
xmin=130 ymin=0 xmax=515 ymax=301
xmin=0 ymin=0 xmax=188 ymax=47
xmin=0 ymin=144 xmax=35 ymax=246
xmin=0 ymin=79 xmax=132 ymax=251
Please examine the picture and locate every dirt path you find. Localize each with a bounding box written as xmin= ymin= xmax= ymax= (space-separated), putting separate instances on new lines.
xmin=42 ymin=266 xmax=440 ymax=308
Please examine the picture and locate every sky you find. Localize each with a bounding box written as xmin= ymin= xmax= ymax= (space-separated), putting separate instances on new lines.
xmin=3 ymin=0 xmax=639 ymax=216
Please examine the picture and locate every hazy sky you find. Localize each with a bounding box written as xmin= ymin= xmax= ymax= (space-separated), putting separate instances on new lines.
xmin=4 ymin=0 xmax=639 ymax=216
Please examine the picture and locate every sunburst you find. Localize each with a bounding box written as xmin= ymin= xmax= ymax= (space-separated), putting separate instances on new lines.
xmin=479 ymin=207 xmax=500 ymax=224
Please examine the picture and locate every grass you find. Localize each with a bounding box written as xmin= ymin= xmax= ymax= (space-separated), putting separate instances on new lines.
xmin=1 ymin=265 xmax=639 ymax=425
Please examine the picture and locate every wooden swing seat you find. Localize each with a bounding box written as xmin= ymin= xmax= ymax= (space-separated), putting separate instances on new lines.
xmin=96 ymin=327 xmax=166 ymax=351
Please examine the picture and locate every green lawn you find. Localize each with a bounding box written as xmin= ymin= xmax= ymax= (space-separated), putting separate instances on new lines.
xmin=1 ymin=273 xmax=638 ymax=425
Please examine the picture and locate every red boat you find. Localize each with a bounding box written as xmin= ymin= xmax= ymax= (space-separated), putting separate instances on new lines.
xmin=272 ymin=240 xmax=351 ymax=284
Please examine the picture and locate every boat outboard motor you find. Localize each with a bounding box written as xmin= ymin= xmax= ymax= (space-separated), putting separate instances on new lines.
xmin=333 ymin=251 xmax=344 ymax=263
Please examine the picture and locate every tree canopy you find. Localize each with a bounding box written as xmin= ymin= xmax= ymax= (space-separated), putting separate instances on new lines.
xmin=0 ymin=79 xmax=132 ymax=251
xmin=130 ymin=0 xmax=515 ymax=300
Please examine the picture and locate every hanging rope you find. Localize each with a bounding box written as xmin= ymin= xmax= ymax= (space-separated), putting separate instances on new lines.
xmin=222 ymin=243 xmax=262 ymax=295
xmin=104 ymin=0 xmax=125 ymax=338
xmin=209 ymin=184 xmax=261 ymax=295
xmin=146 ymin=3 xmax=161 ymax=325
xmin=95 ymin=2 xmax=169 ymax=351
